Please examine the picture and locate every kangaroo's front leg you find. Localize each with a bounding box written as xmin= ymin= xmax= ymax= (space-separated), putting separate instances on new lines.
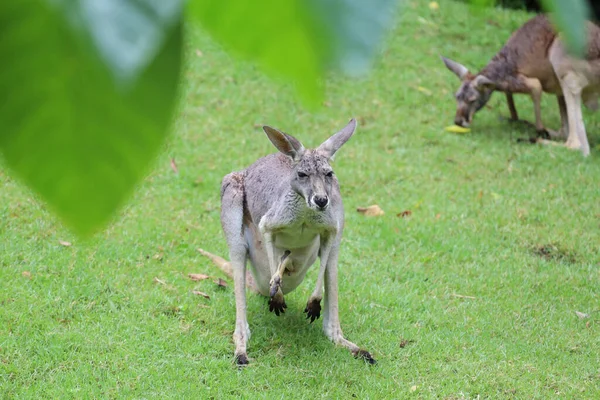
xmin=268 ymin=251 xmax=292 ymax=316
xmin=322 ymin=237 xmax=376 ymax=364
xmin=304 ymin=233 xmax=334 ymax=323
xmin=506 ymin=93 xmax=519 ymax=121
xmin=260 ymin=222 xmax=287 ymax=315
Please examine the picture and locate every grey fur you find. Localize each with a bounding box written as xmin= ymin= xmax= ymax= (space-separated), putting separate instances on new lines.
xmin=218 ymin=119 xmax=375 ymax=365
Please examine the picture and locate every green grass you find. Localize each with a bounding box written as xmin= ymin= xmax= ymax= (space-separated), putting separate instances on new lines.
xmin=2 ymin=0 xmax=600 ymax=398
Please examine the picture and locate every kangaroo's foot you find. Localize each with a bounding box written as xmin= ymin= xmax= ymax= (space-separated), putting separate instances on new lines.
xmin=516 ymin=127 xmax=563 ymax=144
xmin=564 ymin=136 xmax=582 ymax=150
xmin=235 ymin=352 xmax=249 ymax=366
xmin=324 ymin=322 xmax=376 ymax=365
xmin=233 ymin=319 xmax=251 ymax=366
xmin=534 ymin=138 xmax=586 ymax=155
xmin=352 ymin=348 xmax=377 ymax=365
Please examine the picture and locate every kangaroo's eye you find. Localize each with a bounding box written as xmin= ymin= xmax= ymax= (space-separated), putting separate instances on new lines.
xmin=297 ymin=171 xmax=308 ymax=178
xmin=325 ymin=171 xmax=334 ymax=178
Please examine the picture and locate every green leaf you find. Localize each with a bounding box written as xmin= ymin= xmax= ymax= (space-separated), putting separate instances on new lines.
xmin=310 ymin=0 xmax=396 ymax=76
xmin=0 ymin=0 xmax=183 ymax=235
xmin=50 ymin=0 xmax=182 ymax=85
xmin=540 ymin=0 xmax=590 ymax=57
xmin=187 ymin=0 xmax=397 ymax=104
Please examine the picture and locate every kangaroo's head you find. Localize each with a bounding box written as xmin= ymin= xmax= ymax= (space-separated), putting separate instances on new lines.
xmin=441 ymin=56 xmax=495 ymax=127
xmin=262 ymin=119 xmax=356 ymax=211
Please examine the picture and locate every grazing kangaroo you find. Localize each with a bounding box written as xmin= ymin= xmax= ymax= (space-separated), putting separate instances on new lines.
xmin=199 ymin=119 xmax=375 ymax=365
xmin=441 ymin=15 xmax=565 ymax=136
xmin=442 ymin=14 xmax=600 ymax=156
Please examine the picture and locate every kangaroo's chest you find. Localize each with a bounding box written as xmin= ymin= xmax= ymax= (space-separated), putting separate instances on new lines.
xmin=274 ymin=223 xmax=322 ymax=249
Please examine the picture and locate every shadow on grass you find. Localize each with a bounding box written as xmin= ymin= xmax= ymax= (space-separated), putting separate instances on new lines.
xmin=532 ymin=243 xmax=578 ymax=264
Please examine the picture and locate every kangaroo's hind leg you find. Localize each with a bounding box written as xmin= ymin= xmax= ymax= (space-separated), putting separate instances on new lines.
xmin=322 ymin=235 xmax=376 ymax=364
xmin=220 ymin=172 xmax=251 ymax=365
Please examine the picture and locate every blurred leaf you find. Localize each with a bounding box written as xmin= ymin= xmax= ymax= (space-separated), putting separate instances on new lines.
xmin=51 ymin=0 xmax=183 ymax=85
xmin=314 ymin=0 xmax=397 ymax=75
xmin=0 ymin=0 xmax=183 ymax=235
xmin=541 ymin=0 xmax=590 ymax=57
xmin=187 ymin=0 xmax=396 ymax=104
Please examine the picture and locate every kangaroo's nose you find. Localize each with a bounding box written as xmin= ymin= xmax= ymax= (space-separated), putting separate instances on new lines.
xmin=314 ymin=195 xmax=329 ymax=209
xmin=454 ymin=117 xmax=464 ymax=127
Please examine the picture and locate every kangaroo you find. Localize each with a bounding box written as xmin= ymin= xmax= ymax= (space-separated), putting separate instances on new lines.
xmin=546 ymin=20 xmax=600 ymax=156
xmin=442 ymin=14 xmax=600 ymax=156
xmin=441 ymin=15 xmax=567 ymax=139
xmin=199 ymin=119 xmax=375 ymax=365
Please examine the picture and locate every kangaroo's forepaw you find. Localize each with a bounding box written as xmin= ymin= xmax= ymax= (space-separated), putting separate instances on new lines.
xmin=303 ymin=298 xmax=322 ymax=323
xmin=268 ymin=290 xmax=287 ymax=316
xmin=353 ymin=348 xmax=377 ymax=365
xmin=235 ymin=352 xmax=249 ymax=366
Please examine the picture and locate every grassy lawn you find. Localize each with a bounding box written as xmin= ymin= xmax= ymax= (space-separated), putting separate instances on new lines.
xmin=2 ymin=0 xmax=600 ymax=398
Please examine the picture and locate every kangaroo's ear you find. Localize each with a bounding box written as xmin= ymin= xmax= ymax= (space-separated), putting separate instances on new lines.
xmin=263 ymin=126 xmax=305 ymax=161
xmin=441 ymin=56 xmax=469 ymax=80
xmin=317 ymin=118 xmax=357 ymax=160
xmin=473 ymin=74 xmax=495 ymax=90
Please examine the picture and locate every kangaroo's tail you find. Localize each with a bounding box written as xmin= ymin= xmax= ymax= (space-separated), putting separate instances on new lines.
xmin=197 ymin=248 xmax=233 ymax=278
xmin=197 ymin=248 xmax=259 ymax=293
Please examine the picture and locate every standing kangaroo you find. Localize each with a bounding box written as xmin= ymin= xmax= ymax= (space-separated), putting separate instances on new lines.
xmin=442 ymin=14 xmax=600 ymax=156
xmin=199 ymin=119 xmax=375 ymax=365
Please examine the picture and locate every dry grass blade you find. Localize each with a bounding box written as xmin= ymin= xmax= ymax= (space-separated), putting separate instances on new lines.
xmin=153 ymin=277 xmax=166 ymax=285
xmin=170 ymin=157 xmax=178 ymax=174
xmin=192 ymin=291 xmax=210 ymax=299
xmin=451 ymin=293 xmax=475 ymax=299
xmin=575 ymin=311 xmax=589 ymax=319
xmin=59 ymin=240 xmax=72 ymax=247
